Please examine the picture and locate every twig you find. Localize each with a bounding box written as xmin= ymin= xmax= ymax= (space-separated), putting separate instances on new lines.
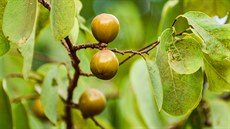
xmin=200 ymin=100 xmax=212 ymax=127
xmin=91 ymin=117 xmax=105 ymax=129
xmin=80 ymin=72 xmax=94 ymax=77
xmin=119 ymin=40 xmax=160 ymax=65
xmin=38 ymin=0 xmax=51 ymax=11
xmin=171 ymin=15 xmax=181 ymax=27
xmin=73 ymin=43 xmax=107 ymax=51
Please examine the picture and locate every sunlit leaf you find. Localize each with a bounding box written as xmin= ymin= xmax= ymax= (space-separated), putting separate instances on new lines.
xmin=203 ymin=53 xmax=230 ymax=92
xmin=69 ymin=18 xmax=79 ymax=44
xmin=167 ymin=35 xmax=203 ymax=74
xmin=3 ymin=0 xmax=37 ymax=44
xmin=130 ymin=59 xmax=167 ymax=128
xmin=182 ymin=11 xmax=230 ymax=60
xmin=0 ymin=80 xmax=13 ymax=129
xmin=146 ymin=59 xmax=163 ymax=110
xmin=0 ymin=0 xmax=10 ymax=56
xmin=156 ymin=28 xmax=203 ymax=115
xmin=41 ymin=66 xmax=59 ymax=124
xmin=13 ymin=102 xmax=31 ymax=129
xmin=50 ymin=0 xmax=75 ymax=40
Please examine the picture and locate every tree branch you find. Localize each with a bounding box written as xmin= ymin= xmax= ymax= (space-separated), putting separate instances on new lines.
xmin=91 ymin=117 xmax=105 ymax=129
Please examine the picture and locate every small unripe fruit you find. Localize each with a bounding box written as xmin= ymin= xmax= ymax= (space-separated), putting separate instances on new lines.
xmin=79 ymin=88 xmax=106 ymax=118
xmin=32 ymin=99 xmax=46 ymax=118
xmin=90 ymin=50 xmax=119 ymax=80
xmin=91 ymin=13 xmax=120 ymax=43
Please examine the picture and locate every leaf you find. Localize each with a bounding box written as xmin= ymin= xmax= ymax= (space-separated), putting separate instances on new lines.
xmin=167 ymin=35 xmax=203 ymax=74
xmin=130 ymin=59 xmax=167 ymax=128
xmin=0 ymin=0 xmax=10 ymax=56
xmin=182 ymin=11 xmax=230 ymax=60
xmin=203 ymin=53 xmax=230 ymax=92
xmin=3 ymin=0 xmax=37 ymax=44
xmin=209 ymin=100 xmax=230 ymax=128
xmin=51 ymin=0 xmax=75 ymax=40
xmin=156 ymin=28 xmax=203 ymax=115
xmin=183 ymin=0 xmax=230 ymax=17
xmin=13 ymin=102 xmax=31 ymax=129
xmin=146 ymin=59 xmax=163 ymax=110
xmin=41 ymin=66 xmax=59 ymax=124
xmin=69 ymin=18 xmax=79 ymax=44
xmin=0 ymin=80 xmax=13 ymax=129
xmin=19 ymin=26 xmax=36 ymax=79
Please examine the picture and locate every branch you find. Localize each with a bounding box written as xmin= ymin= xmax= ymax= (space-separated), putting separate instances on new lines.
xmin=119 ymin=40 xmax=160 ymax=65
xmin=91 ymin=117 xmax=105 ymax=129
xmin=73 ymin=42 xmax=107 ymax=51
xmin=38 ymin=0 xmax=51 ymax=11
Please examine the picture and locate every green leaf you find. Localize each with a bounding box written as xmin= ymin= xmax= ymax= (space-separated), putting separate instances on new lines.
xmin=3 ymin=0 xmax=37 ymax=44
xmin=183 ymin=0 xmax=230 ymax=17
xmin=0 ymin=0 xmax=10 ymax=56
xmin=182 ymin=11 xmax=230 ymax=60
xmin=146 ymin=59 xmax=163 ymax=110
xmin=69 ymin=18 xmax=79 ymax=44
xmin=13 ymin=102 xmax=30 ymax=129
xmin=156 ymin=28 xmax=203 ymax=115
xmin=209 ymin=100 xmax=230 ymax=128
xmin=130 ymin=59 xmax=167 ymax=128
xmin=167 ymin=35 xmax=203 ymax=74
xmin=19 ymin=27 xmax=36 ymax=79
xmin=41 ymin=66 xmax=59 ymax=124
xmin=0 ymin=80 xmax=13 ymax=129
xmin=51 ymin=0 xmax=75 ymax=40
xmin=203 ymin=53 xmax=230 ymax=92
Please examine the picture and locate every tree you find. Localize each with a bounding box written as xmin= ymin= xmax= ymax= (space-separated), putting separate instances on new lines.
xmin=0 ymin=0 xmax=230 ymax=129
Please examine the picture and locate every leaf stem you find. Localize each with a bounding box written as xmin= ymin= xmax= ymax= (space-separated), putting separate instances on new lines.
xmin=91 ymin=117 xmax=105 ymax=129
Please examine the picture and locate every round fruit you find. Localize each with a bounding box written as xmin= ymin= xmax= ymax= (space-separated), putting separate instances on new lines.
xmin=32 ymin=99 xmax=45 ymax=118
xmin=90 ymin=50 xmax=119 ymax=80
xmin=79 ymin=88 xmax=106 ymax=118
xmin=91 ymin=13 xmax=120 ymax=43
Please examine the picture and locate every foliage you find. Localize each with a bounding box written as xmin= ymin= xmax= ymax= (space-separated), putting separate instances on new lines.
xmin=0 ymin=0 xmax=230 ymax=129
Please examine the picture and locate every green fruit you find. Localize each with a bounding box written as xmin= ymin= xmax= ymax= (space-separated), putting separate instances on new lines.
xmin=91 ymin=13 xmax=120 ymax=43
xmin=90 ymin=50 xmax=119 ymax=80
xmin=79 ymin=88 xmax=106 ymax=118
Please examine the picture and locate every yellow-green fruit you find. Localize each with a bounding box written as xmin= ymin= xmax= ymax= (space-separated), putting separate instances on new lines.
xmin=91 ymin=13 xmax=120 ymax=43
xmin=32 ymin=99 xmax=46 ymax=118
xmin=90 ymin=50 xmax=119 ymax=80
xmin=79 ymin=88 xmax=106 ymax=118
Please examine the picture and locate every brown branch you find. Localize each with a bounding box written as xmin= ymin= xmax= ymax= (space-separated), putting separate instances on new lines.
xmin=119 ymin=40 xmax=160 ymax=65
xmin=73 ymin=42 xmax=107 ymax=51
xmin=38 ymin=0 xmax=51 ymax=11
xmin=91 ymin=117 xmax=105 ymax=129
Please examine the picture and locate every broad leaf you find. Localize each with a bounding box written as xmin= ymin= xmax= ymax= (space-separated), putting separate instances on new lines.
xmin=3 ymin=0 xmax=37 ymax=44
xmin=51 ymin=0 xmax=75 ymax=40
xmin=183 ymin=0 xmax=230 ymax=17
xmin=0 ymin=0 xmax=10 ymax=56
xmin=19 ymin=27 xmax=36 ymax=79
xmin=13 ymin=102 xmax=31 ymax=129
xmin=203 ymin=53 xmax=230 ymax=92
xmin=156 ymin=28 xmax=203 ymax=115
xmin=0 ymin=80 xmax=13 ymax=129
xmin=146 ymin=59 xmax=163 ymax=110
xmin=69 ymin=18 xmax=79 ymax=44
xmin=130 ymin=59 xmax=167 ymax=128
xmin=167 ymin=35 xmax=203 ymax=74
xmin=41 ymin=66 xmax=59 ymax=124
xmin=182 ymin=11 xmax=230 ymax=60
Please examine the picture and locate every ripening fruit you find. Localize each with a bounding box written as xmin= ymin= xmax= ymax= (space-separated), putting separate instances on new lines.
xmin=79 ymin=88 xmax=106 ymax=118
xmin=90 ymin=49 xmax=119 ymax=80
xmin=91 ymin=13 xmax=120 ymax=43
xmin=32 ymin=99 xmax=46 ymax=118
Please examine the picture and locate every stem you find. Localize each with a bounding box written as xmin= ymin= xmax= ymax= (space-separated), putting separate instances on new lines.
xmin=91 ymin=117 xmax=105 ymax=129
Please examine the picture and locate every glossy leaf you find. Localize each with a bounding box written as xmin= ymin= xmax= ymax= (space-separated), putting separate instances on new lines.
xmin=19 ymin=27 xmax=36 ymax=79
xmin=3 ymin=0 xmax=37 ymax=44
xmin=0 ymin=80 xmax=13 ymax=129
xmin=41 ymin=66 xmax=59 ymax=124
xmin=167 ymin=35 xmax=203 ymax=74
xmin=146 ymin=59 xmax=163 ymax=110
xmin=0 ymin=0 xmax=10 ymax=56
xmin=156 ymin=28 xmax=203 ymax=115
xmin=182 ymin=11 xmax=230 ymax=60
xmin=13 ymin=102 xmax=30 ymax=129
xmin=130 ymin=59 xmax=167 ymax=128
xmin=203 ymin=53 xmax=230 ymax=92
xmin=50 ymin=0 xmax=75 ymax=40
